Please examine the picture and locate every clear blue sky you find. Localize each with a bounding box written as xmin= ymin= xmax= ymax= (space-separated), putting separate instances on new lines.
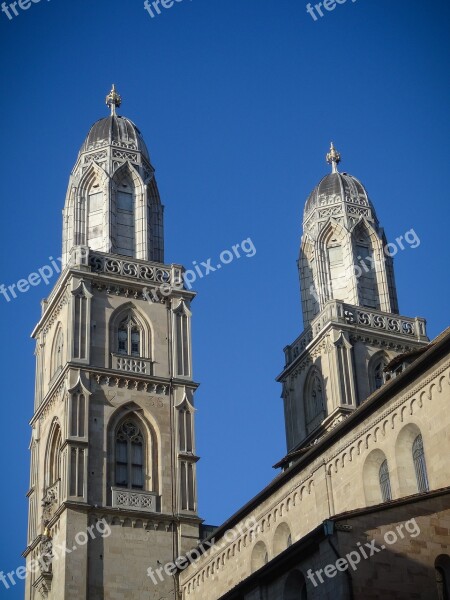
xmin=0 ymin=0 xmax=449 ymax=596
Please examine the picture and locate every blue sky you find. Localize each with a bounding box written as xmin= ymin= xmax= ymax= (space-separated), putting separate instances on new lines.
xmin=0 ymin=0 xmax=449 ymax=596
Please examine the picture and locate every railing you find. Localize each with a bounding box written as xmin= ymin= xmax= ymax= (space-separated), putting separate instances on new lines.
xmin=112 ymin=353 xmax=153 ymax=375
xmin=342 ymin=304 xmax=426 ymax=339
xmin=284 ymin=301 xmax=427 ymax=367
xmin=111 ymin=488 xmax=158 ymax=512
xmin=284 ymin=328 xmax=313 ymax=365
xmin=89 ymin=251 xmax=183 ymax=287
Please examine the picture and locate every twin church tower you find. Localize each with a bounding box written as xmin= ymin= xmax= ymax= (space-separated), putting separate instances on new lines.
xmin=24 ymin=88 xmax=427 ymax=599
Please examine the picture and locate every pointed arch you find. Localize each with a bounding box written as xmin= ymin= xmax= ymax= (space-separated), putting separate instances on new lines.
xmin=107 ymin=404 xmax=160 ymax=496
xmin=112 ymin=162 xmax=146 ymax=258
xmin=368 ymin=350 xmax=389 ymax=394
xmin=45 ymin=419 xmax=62 ymax=488
xmin=77 ymin=162 xmax=109 ymax=250
xmin=351 ymin=218 xmax=384 ymax=310
xmin=173 ymin=300 xmax=192 ymax=377
xmin=435 ymin=555 xmax=450 ymax=600
xmin=176 ymin=396 xmax=195 ymax=454
xmin=316 ymin=219 xmax=349 ymax=306
xmin=299 ymin=234 xmax=319 ymax=325
xmin=51 ymin=323 xmax=64 ymax=379
xmin=108 ymin=302 xmax=153 ymax=361
xmin=304 ymin=367 xmax=326 ymax=434
xmin=284 ymin=570 xmax=308 ymax=600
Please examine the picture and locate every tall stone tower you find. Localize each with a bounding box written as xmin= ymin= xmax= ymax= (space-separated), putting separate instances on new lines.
xmin=277 ymin=144 xmax=429 ymax=456
xmin=24 ymin=87 xmax=200 ymax=600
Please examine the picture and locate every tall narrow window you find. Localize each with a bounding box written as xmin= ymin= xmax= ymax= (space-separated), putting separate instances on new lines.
xmin=327 ymin=240 xmax=345 ymax=300
xmin=413 ymin=434 xmax=429 ymax=493
xmin=436 ymin=568 xmax=448 ymax=600
xmin=115 ymin=420 xmax=145 ymax=489
xmin=70 ymin=447 xmax=85 ymax=498
xmin=379 ymin=459 xmax=392 ymax=502
xmin=178 ymin=408 xmax=193 ymax=453
xmin=48 ymin=426 xmax=62 ymax=487
xmin=176 ymin=311 xmax=190 ymax=376
xmin=116 ymin=189 xmax=135 ymax=257
xmin=373 ymin=360 xmax=386 ymax=390
xmin=305 ymin=370 xmax=325 ymax=434
xmin=117 ymin=316 xmax=141 ymax=357
xmin=284 ymin=571 xmax=308 ymax=600
xmin=435 ymin=556 xmax=450 ymax=600
xmin=87 ymin=191 xmax=103 ymax=250
xmin=70 ymin=393 xmax=86 ymax=438
xmin=73 ymin=293 xmax=87 ymax=359
xmin=369 ymin=353 xmax=388 ymax=394
xmin=180 ymin=461 xmax=195 ymax=511
xmin=52 ymin=327 xmax=64 ymax=378
xmin=354 ymin=225 xmax=380 ymax=309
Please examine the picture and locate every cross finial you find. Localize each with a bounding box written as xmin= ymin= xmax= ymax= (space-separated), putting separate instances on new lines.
xmin=106 ymin=84 xmax=122 ymax=116
xmin=326 ymin=142 xmax=341 ymax=173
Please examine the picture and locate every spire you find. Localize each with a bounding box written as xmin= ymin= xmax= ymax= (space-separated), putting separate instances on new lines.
xmin=326 ymin=142 xmax=341 ymax=174
xmin=105 ymin=84 xmax=122 ymax=116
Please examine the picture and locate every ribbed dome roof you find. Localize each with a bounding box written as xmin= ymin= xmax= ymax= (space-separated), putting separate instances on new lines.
xmin=304 ymin=171 xmax=373 ymax=220
xmin=303 ymin=143 xmax=376 ymax=221
xmin=80 ymin=115 xmax=150 ymax=160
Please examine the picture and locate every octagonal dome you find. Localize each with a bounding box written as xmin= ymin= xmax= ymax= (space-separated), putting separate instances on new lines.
xmin=80 ymin=114 xmax=150 ymax=159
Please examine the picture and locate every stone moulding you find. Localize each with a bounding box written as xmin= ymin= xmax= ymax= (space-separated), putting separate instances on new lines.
xmin=94 ymin=372 xmax=169 ymax=394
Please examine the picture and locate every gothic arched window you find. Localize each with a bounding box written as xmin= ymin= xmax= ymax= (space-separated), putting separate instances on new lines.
xmin=413 ymin=434 xmax=429 ymax=493
xmin=117 ymin=316 xmax=141 ymax=357
xmin=354 ymin=226 xmax=380 ymax=310
xmin=51 ymin=326 xmax=64 ymax=378
xmin=368 ymin=352 xmax=388 ymax=394
xmin=435 ymin=555 xmax=450 ymax=600
xmin=178 ymin=407 xmax=193 ymax=453
xmin=46 ymin=423 xmax=62 ymax=488
xmin=304 ymin=370 xmax=325 ymax=434
xmin=327 ymin=237 xmax=345 ymax=301
xmin=115 ymin=420 xmax=145 ymax=489
xmin=174 ymin=303 xmax=191 ymax=377
xmin=87 ymin=189 xmax=103 ymax=250
xmin=373 ymin=360 xmax=385 ymax=390
xmin=284 ymin=570 xmax=308 ymax=600
xmin=115 ymin=174 xmax=135 ymax=257
xmin=379 ymin=459 xmax=392 ymax=502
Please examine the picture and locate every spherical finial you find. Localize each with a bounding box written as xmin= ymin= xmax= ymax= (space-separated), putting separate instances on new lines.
xmin=106 ymin=84 xmax=122 ymax=116
xmin=326 ymin=142 xmax=341 ymax=173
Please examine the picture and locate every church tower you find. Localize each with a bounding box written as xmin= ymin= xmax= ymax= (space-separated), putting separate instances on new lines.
xmin=277 ymin=144 xmax=429 ymax=456
xmin=24 ymin=87 xmax=200 ymax=600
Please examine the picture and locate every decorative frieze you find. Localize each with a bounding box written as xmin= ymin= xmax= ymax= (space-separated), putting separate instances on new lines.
xmin=89 ymin=251 xmax=181 ymax=286
xmin=111 ymin=488 xmax=159 ymax=512
xmin=284 ymin=301 xmax=427 ymax=369
xmin=94 ymin=372 xmax=168 ymax=395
